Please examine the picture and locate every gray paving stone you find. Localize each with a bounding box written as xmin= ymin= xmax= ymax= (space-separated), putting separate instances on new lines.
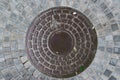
xmin=18 ymin=16 xmax=24 ymax=22
xmin=12 ymin=52 xmax=19 ymax=58
xmin=100 ymin=2 xmax=107 ymax=11
xmin=30 ymin=76 xmax=37 ymax=80
xmin=111 ymin=23 xmax=119 ymax=31
xmin=106 ymin=12 xmax=114 ymax=19
xmin=14 ymin=59 xmax=21 ymax=65
xmin=3 ymin=47 xmax=11 ymax=53
xmin=5 ymin=58 xmax=14 ymax=67
xmin=0 ymin=73 xmax=3 ymax=79
xmin=22 ymin=72 xmax=31 ymax=80
xmin=109 ymin=58 xmax=118 ymax=66
xmin=114 ymin=47 xmax=120 ymax=54
xmin=10 ymin=13 xmax=17 ymax=22
xmin=113 ymin=35 xmax=120 ymax=42
xmin=15 ymin=64 xmax=24 ymax=72
xmin=84 ymin=9 xmax=90 ymax=16
xmin=1 ymin=69 xmax=13 ymax=80
xmin=106 ymin=48 xmax=113 ymax=53
xmin=4 ymin=37 xmax=9 ymax=42
xmin=98 ymin=47 xmax=105 ymax=51
xmin=109 ymin=76 xmax=116 ymax=80
xmin=5 ymin=24 xmax=14 ymax=32
xmin=10 ymin=67 xmax=19 ymax=78
xmin=55 ymin=0 xmax=61 ymax=6
xmin=0 ymin=61 xmax=6 ymax=70
xmin=37 ymin=75 xmax=45 ymax=80
xmin=103 ymin=69 xmax=112 ymax=77
xmin=16 ymin=3 xmax=24 ymax=12
xmin=28 ymin=67 xmax=36 ymax=75
xmin=0 ymin=0 xmax=9 ymax=9
xmin=91 ymin=0 xmax=97 ymax=3
xmin=16 ymin=75 xmax=23 ymax=80
xmin=11 ymin=40 xmax=18 ymax=51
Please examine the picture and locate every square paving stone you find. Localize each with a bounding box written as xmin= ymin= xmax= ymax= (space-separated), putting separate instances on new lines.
xmin=16 ymin=76 xmax=23 ymax=80
xmin=5 ymin=24 xmax=13 ymax=32
xmin=91 ymin=0 xmax=97 ymax=3
xmin=3 ymin=47 xmax=11 ymax=52
xmin=114 ymin=47 xmax=120 ymax=54
xmin=103 ymin=69 xmax=112 ymax=77
xmin=111 ymin=23 xmax=119 ymax=31
xmin=30 ymin=76 xmax=37 ymax=80
xmin=109 ymin=58 xmax=118 ymax=66
xmin=106 ymin=48 xmax=113 ymax=53
xmin=1 ymin=69 xmax=13 ymax=80
xmin=106 ymin=12 xmax=114 ymax=19
xmin=16 ymin=3 xmax=24 ymax=12
xmin=98 ymin=47 xmax=105 ymax=51
xmin=10 ymin=66 xmax=19 ymax=78
xmin=10 ymin=13 xmax=17 ymax=22
xmin=4 ymin=37 xmax=9 ymax=42
xmin=100 ymin=2 xmax=107 ymax=11
xmin=0 ymin=61 xmax=6 ymax=70
xmin=84 ymin=9 xmax=90 ymax=15
xmin=109 ymin=76 xmax=116 ymax=80
xmin=113 ymin=35 xmax=120 ymax=42
xmin=55 ymin=0 xmax=61 ymax=6
xmin=5 ymin=58 xmax=14 ymax=67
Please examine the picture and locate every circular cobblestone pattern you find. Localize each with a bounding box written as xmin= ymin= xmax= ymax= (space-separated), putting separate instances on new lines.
xmin=26 ymin=7 xmax=98 ymax=78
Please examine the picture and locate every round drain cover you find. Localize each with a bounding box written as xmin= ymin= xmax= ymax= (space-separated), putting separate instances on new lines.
xmin=26 ymin=7 xmax=97 ymax=78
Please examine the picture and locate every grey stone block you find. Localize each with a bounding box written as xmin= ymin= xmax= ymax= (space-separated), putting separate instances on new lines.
xmin=5 ymin=24 xmax=14 ymax=32
xmin=109 ymin=76 xmax=116 ymax=80
xmin=4 ymin=36 xmax=9 ymax=42
xmin=16 ymin=3 xmax=24 ymax=12
xmin=22 ymin=72 xmax=31 ymax=80
xmin=14 ymin=59 xmax=21 ymax=65
xmin=100 ymin=2 xmax=107 ymax=11
xmin=111 ymin=23 xmax=119 ymax=31
xmin=28 ymin=67 xmax=35 ymax=74
xmin=0 ymin=73 xmax=3 ymax=79
xmin=84 ymin=9 xmax=90 ymax=16
xmin=30 ymin=76 xmax=37 ymax=80
xmin=91 ymin=0 xmax=97 ymax=3
xmin=3 ymin=47 xmax=11 ymax=52
xmin=106 ymin=48 xmax=113 ymax=53
xmin=98 ymin=47 xmax=105 ymax=51
xmin=0 ymin=61 xmax=6 ymax=70
xmin=5 ymin=58 xmax=14 ymax=67
xmin=109 ymin=58 xmax=118 ymax=66
xmin=10 ymin=13 xmax=17 ymax=22
xmin=103 ymin=69 xmax=112 ymax=77
xmin=10 ymin=67 xmax=19 ymax=78
xmin=55 ymin=0 xmax=61 ymax=6
xmin=11 ymin=40 xmax=18 ymax=51
xmin=114 ymin=47 xmax=120 ymax=54
xmin=2 ymin=69 xmax=13 ymax=80
xmin=16 ymin=76 xmax=23 ymax=80
xmin=106 ymin=12 xmax=114 ymax=19
xmin=113 ymin=35 xmax=120 ymax=42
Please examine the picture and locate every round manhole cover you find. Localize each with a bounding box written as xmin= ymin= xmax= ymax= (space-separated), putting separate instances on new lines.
xmin=26 ymin=7 xmax=97 ymax=78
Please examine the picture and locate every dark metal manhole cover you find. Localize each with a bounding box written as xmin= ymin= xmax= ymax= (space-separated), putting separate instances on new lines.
xmin=26 ymin=7 xmax=97 ymax=78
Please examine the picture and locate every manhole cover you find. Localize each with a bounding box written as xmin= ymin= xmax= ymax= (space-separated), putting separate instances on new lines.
xmin=26 ymin=7 xmax=97 ymax=78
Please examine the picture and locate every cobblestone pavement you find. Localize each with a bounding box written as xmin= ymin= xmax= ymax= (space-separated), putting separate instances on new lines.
xmin=0 ymin=0 xmax=120 ymax=80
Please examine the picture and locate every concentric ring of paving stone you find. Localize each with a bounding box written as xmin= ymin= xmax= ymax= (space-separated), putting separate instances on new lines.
xmin=26 ymin=7 xmax=97 ymax=78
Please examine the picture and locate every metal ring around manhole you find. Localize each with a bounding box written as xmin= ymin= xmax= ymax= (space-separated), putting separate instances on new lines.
xmin=26 ymin=7 xmax=98 ymax=78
